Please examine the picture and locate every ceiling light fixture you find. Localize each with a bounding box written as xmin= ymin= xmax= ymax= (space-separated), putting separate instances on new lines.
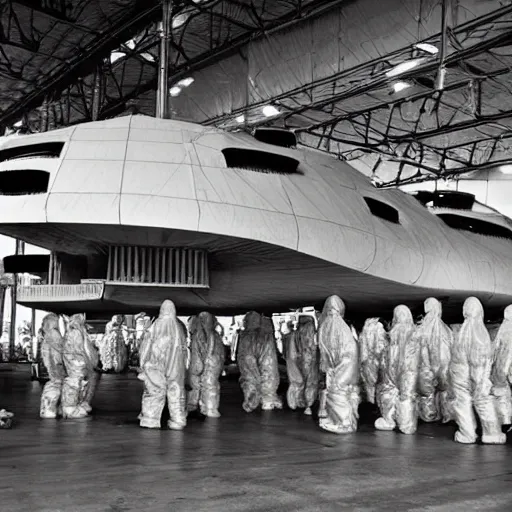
xmin=140 ymin=52 xmax=155 ymax=62
xmin=262 ymin=105 xmax=280 ymax=117
xmin=415 ymin=43 xmax=439 ymax=54
xmin=110 ymin=51 xmax=125 ymax=64
xmin=499 ymin=164 xmax=512 ymax=174
xmin=392 ymin=81 xmax=411 ymax=93
xmin=172 ymin=13 xmax=190 ymax=29
xmin=124 ymin=39 xmax=136 ymax=50
xmin=177 ymin=77 xmax=194 ymax=88
xmin=385 ymin=58 xmax=426 ymax=78
xmin=169 ymin=86 xmax=182 ymax=97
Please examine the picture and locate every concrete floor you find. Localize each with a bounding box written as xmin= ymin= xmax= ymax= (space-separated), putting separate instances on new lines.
xmin=0 ymin=365 xmax=511 ymax=512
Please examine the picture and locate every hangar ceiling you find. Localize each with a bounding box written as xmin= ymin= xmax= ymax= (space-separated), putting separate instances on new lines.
xmin=1 ymin=0 xmax=511 ymax=186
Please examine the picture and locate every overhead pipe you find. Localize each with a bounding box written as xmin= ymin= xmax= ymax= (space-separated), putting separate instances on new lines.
xmin=157 ymin=0 xmax=172 ymax=119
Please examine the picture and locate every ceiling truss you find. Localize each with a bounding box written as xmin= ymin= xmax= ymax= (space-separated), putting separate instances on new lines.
xmin=1 ymin=1 xmax=512 ymax=187
xmin=205 ymin=4 xmax=512 ymax=186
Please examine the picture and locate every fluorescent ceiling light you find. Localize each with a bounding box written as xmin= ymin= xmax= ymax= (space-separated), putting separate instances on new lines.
xmin=140 ymin=52 xmax=155 ymax=62
xmin=235 ymin=114 xmax=245 ymax=124
xmin=172 ymin=13 xmax=190 ymax=29
xmin=169 ymin=86 xmax=182 ymax=97
xmin=124 ymin=39 xmax=136 ymax=50
xmin=177 ymin=77 xmax=194 ymax=88
xmin=415 ymin=43 xmax=439 ymax=54
xmin=392 ymin=81 xmax=411 ymax=93
xmin=262 ymin=105 xmax=280 ymax=117
xmin=385 ymin=58 xmax=426 ymax=78
xmin=500 ymin=164 xmax=512 ymax=174
xmin=110 ymin=51 xmax=125 ymax=64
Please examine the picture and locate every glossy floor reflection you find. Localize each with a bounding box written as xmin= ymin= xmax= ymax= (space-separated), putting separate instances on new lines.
xmin=0 ymin=364 xmax=511 ymax=512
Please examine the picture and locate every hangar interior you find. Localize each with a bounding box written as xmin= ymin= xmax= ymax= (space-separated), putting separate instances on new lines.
xmin=0 ymin=1 xmax=512 ymax=511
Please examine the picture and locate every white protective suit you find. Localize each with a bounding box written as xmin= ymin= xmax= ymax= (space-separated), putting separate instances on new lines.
xmin=0 ymin=409 xmax=14 ymax=428
xmin=359 ymin=318 xmax=388 ymax=404
xmin=138 ymin=300 xmax=187 ymax=430
xmin=286 ymin=315 xmax=319 ymax=415
xmin=280 ymin=320 xmax=295 ymax=362
xmin=416 ymin=298 xmax=454 ymax=423
xmin=318 ymin=296 xmax=360 ymax=434
xmin=61 ymin=314 xmax=99 ymax=418
xmin=237 ymin=312 xmax=282 ymax=412
xmin=449 ymin=297 xmax=506 ymax=444
xmin=491 ymin=305 xmax=512 ymax=426
xmin=375 ymin=305 xmax=419 ymax=434
xmin=99 ymin=315 xmax=128 ymax=373
xmin=187 ymin=312 xmax=224 ymax=417
xmin=39 ymin=313 xmax=66 ymax=418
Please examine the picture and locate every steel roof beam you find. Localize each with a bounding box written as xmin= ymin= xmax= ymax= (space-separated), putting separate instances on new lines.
xmin=0 ymin=0 xmax=160 ymax=127
xmin=38 ymin=0 xmax=348 ymax=125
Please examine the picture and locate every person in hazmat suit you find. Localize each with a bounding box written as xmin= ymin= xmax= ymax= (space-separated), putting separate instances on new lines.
xmin=449 ymin=297 xmax=506 ymax=444
xmin=99 ymin=315 xmax=127 ymax=373
xmin=375 ymin=305 xmax=420 ymax=434
xmin=359 ymin=317 xmax=388 ymax=405
xmin=0 ymin=409 xmax=13 ymax=428
xmin=138 ymin=300 xmax=188 ymax=430
xmin=416 ymin=298 xmax=454 ymax=423
xmin=39 ymin=313 xmax=66 ymax=418
xmin=285 ymin=314 xmax=319 ymax=415
xmin=237 ymin=311 xmax=282 ymax=412
xmin=187 ymin=311 xmax=225 ymax=417
xmin=280 ymin=319 xmax=295 ymax=362
xmin=82 ymin=321 xmax=101 ymax=414
xmin=317 ymin=296 xmax=360 ymax=434
xmin=491 ymin=306 xmax=512 ymax=428
xmin=61 ymin=314 xmax=99 ymax=418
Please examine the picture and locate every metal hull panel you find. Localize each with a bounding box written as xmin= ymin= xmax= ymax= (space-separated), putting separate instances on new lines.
xmin=0 ymin=115 xmax=511 ymax=318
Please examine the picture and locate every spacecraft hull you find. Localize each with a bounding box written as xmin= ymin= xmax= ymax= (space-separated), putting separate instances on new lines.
xmin=0 ymin=115 xmax=511 ymax=321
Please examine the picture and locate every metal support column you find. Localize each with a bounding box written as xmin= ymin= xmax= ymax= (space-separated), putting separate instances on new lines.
xmin=157 ymin=0 xmax=171 ymax=119
xmin=92 ymin=65 xmax=103 ymax=121
xmin=31 ymin=308 xmax=36 ymax=338
xmin=9 ymin=240 xmax=25 ymax=361
xmin=0 ymin=286 xmax=6 ymax=346
xmin=436 ymin=0 xmax=450 ymax=91
xmin=40 ymin=97 xmax=49 ymax=132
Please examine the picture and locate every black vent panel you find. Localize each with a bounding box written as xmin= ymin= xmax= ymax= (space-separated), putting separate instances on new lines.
xmin=437 ymin=214 xmax=512 ymax=239
xmin=364 ymin=197 xmax=400 ymax=224
xmin=222 ymin=148 xmax=300 ymax=174
xmin=253 ymin=128 xmax=297 ymax=148
xmin=0 ymin=170 xmax=50 ymax=195
xmin=413 ymin=190 xmax=475 ymax=210
xmin=0 ymin=142 xmax=64 ymax=163
xmin=3 ymin=254 xmax=50 ymax=274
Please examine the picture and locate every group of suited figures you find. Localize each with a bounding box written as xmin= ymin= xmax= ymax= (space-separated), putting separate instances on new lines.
xmin=36 ymin=295 xmax=512 ymax=443
xmin=242 ymin=293 xmax=511 ymax=444
xmin=285 ymin=294 xmax=511 ymax=444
